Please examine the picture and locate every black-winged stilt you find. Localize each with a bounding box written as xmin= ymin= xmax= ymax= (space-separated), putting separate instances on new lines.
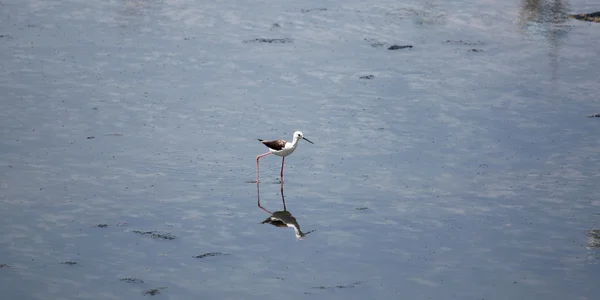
xmin=255 ymin=131 xmax=313 ymax=183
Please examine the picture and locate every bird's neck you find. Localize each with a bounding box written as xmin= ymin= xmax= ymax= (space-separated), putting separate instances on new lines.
xmin=294 ymin=227 xmax=305 ymax=239
xmin=290 ymin=136 xmax=300 ymax=146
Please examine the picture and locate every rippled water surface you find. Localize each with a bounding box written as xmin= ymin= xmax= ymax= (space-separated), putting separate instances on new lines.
xmin=1 ymin=0 xmax=599 ymax=299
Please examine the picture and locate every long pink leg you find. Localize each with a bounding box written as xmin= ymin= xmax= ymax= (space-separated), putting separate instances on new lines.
xmin=280 ymin=156 xmax=285 ymax=183
xmin=256 ymin=152 xmax=271 ymax=183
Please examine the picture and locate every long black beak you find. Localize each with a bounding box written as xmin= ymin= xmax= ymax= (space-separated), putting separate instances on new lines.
xmin=302 ymin=137 xmax=314 ymax=144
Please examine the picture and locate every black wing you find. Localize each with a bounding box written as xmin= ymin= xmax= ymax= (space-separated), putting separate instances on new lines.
xmin=258 ymin=139 xmax=287 ymax=151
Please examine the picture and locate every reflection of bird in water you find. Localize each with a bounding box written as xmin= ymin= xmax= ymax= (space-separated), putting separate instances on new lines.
xmin=517 ymin=0 xmax=570 ymax=83
xmin=261 ymin=211 xmax=306 ymax=240
xmin=257 ymin=182 xmax=314 ymax=240
xmin=255 ymin=131 xmax=314 ymax=184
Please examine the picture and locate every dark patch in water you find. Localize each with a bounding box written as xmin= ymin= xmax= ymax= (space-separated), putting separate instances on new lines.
xmin=194 ymin=252 xmax=229 ymax=259
xmin=301 ymin=8 xmax=327 ymax=13
xmin=313 ymin=281 xmax=366 ymax=290
xmin=444 ymin=40 xmax=484 ymax=46
xmin=120 ymin=277 xmax=144 ymax=284
xmin=586 ymin=113 xmax=600 ymax=118
xmin=569 ymin=12 xmax=600 ymax=22
xmin=86 ymin=136 xmax=95 ymax=139
xmin=468 ymin=48 xmax=484 ymax=52
xmin=133 ymin=230 xmax=177 ymax=240
xmin=0 ymin=264 xmax=10 ymax=268
xmin=0 ymin=34 xmax=13 ymax=39
xmin=388 ymin=44 xmax=413 ymax=50
xmin=359 ymin=75 xmax=375 ymax=80
xmin=61 ymin=261 xmax=77 ymax=265
xmin=364 ymin=38 xmax=386 ymax=48
xmin=364 ymin=39 xmax=412 ymax=50
xmin=95 ymin=224 xmax=108 ymax=228
xmin=142 ymin=287 xmax=167 ymax=296
xmin=355 ymin=207 xmax=369 ymax=210
xmin=243 ymin=38 xmax=293 ymax=44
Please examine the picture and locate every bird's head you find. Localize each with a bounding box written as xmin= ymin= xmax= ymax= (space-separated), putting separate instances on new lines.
xmin=294 ymin=131 xmax=314 ymax=144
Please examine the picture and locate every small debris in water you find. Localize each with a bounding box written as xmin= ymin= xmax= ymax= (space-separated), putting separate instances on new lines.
xmin=120 ymin=277 xmax=144 ymax=284
xmin=61 ymin=261 xmax=77 ymax=265
xmin=359 ymin=75 xmax=375 ymax=80
xmin=95 ymin=224 xmax=108 ymax=228
xmin=133 ymin=230 xmax=177 ymax=240
xmin=586 ymin=113 xmax=600 ymax=118
xmin=0 ymin=264 xmax=10 ymax=268
xmin=355 ymin=207 xmax=369 ymax=211
xmin=388 ymin=45 xmax=412 ymax=50
xmin=243 ymin=38 xmax=293 ymax=44
xmin=194 ymin=252 xmax=230 ymax=259
xmin=86 ymin=136 xmax=95 ymax=139
xmin=468 ymin=48 xmax=484 ymax=52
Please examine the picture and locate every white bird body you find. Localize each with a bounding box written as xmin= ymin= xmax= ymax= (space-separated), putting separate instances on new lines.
xmin=258 ymin=131 xmax=312 ymax=157
xmin=270 ymin=142 xmax=296 ymax=156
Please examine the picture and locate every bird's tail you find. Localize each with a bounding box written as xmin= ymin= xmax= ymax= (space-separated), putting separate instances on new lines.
xmin=257 ymin=139 xmax=264 ymax=142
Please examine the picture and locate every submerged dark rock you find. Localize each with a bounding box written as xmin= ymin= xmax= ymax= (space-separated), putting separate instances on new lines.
xmin=569 ymin=12 xmax=600 ymax=22
xmin=120 ymin=277 xmax=144 ymax=284
xmin=388 ymin=44 xmax=413 ymax=50
xmin=313 ymin=281 xmax=366 ymax=290
xmin=142 ymin=288 xmax=162 ymax=296
xmin=243 ymin=38 xmax=293 ymax=44
xmin=133 ymin=230 xmax=177 ymax=240
xmin=194 ymin=252 xmax=229 ymax=259
xmin=301 ymin=8 xmax=327 ymax=13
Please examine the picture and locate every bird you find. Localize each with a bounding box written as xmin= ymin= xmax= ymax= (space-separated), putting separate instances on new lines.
xmin=255 ymin=131 xmax=314 ymax=183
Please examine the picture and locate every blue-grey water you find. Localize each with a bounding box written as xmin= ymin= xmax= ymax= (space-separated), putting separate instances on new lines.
xmin=1 ymin=0 xmax=599 ymax=299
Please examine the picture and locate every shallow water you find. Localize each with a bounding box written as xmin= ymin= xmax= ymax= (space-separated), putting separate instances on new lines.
xmin=1 ymin=0 xmax=599 ymax=299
